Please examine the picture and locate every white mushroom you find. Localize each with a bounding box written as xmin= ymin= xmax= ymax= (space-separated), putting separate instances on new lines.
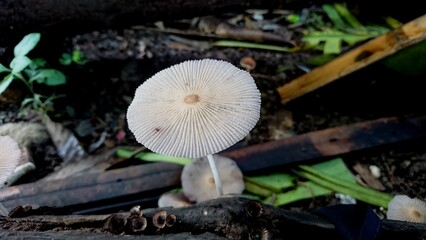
xmin=0 ymin=135 xmax=22 ymax=216
xmin=181 ymin=154 xmax=244 ymax=203
xmin=158 ymin=192 xmax=192 ymax=208
xmin=127 ymin=59 xmax=260 ymax=197
xmin=0 ymin=135 xmax=21 ymax=185
xmin=387 ymin=195 xmax=426 ymax=223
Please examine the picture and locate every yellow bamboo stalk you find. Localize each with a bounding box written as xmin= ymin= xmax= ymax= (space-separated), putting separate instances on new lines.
xmin=277 ymin=14 xmax=426 ymax=104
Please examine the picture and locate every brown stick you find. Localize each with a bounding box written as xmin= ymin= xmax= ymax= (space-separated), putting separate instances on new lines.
xmin=0 ymin=228 xmax=226 ymax=240
xmin=0 ymin=163 xmax=182 ymax=213
xmin=224 ymin=115 xmax=426 ymax=173
xmin=1 ymin=197 xmax=425 ymax=239
xmin=276 ymin=14 xmax=426 ymax=104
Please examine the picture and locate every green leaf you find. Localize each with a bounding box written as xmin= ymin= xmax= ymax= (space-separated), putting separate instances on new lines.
xmin=380 ymin=40 xmax=426 ymax=77
xmin=310 ymin=158 xmax=356 ymax=182
xmin=245 ymin=173 xmax=296 ymax=193
xmin=20 ymin=97 xmax=35 ymax=108
xmin=10 ymin=56 xmax=32 ymax=74
xmin=0 ymin=74 xmax=14 ymax=95
xmin=323 ymin=38 xmax=341 ymax=54
xmin=116 ymin=147 xmax=191 ymax=165
xmin=384 ymin=17 xmax=402 ymax=29
xmin=305 ymin=54 xmax=336 ymax=66
xmin=244 ymin=180 xmax=277 ymax=197
xmin=59 ymin=53 xmax=73 ymax=65
xmin=0 ymin=63 xmax=11 ymax=74
xmin=14 ymin=33 xmax=41 ymax=57
xmin=31 ymin=69 xmax=66 ymax=86
xmin=213 ymin=40 xmax=295 ymax=52
xmin=297 ymin=164 xmax=392 ymax=208
xmin=29 ymin=58 xmax=47 ymax=69
xmin=263 ymin=158 xmax=356 ymax=206
xmin=322 ymin=4 xmax=346 ymax=29
xmin=266 ymin=181 xmax=330 ymax=206
xmin=72 ymin=50 xmax=88 ymax=65
xmin=333 ymin=3 xmax=364 ymax=29
xmin=303 ymin=31 xmax=370 ymax=53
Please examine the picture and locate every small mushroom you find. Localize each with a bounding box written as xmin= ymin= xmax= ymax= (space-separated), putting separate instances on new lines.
xmin=127 ymin=59 xmax=260 ymax=198
xmin=387 ymin=195 xmax=426 ymax=223
xmin=240 ymin=56 xmax=256 ymax=71
xmin=0 ymin=135 xmax=21 ymax=185
xmin=181 ymin=154 xmax=244 ymax=203
xmin=158 ymin=192 xmax=192 ymax=208
xmin=0 ymin=135 xmax=21 ymax=216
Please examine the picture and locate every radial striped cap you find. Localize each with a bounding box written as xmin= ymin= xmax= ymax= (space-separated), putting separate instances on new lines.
xmin=387 ymin=195 xmax=426 ymax=223
xmin=127 ymin=59 xmax=261 ymax=158
xmin=0 ymin=135 xmax=21 ymax=184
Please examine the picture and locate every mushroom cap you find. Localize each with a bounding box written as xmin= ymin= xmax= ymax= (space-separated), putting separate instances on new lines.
xmin=127 ymin=59 xmax=261 ymax=158
xmin=387 ymin=195 xmax=426 ymax=223
xmin=181 ymin=154 xmax=244 ymax=203
xmin=0 ymin=135 xmax=21 ymax=184
xmin=158 ymin=192 xmax=192 ymax=208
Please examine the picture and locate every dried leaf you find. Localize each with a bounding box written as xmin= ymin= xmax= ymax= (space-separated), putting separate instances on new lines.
xmin=41 ymin=149 xmax=115 ymax=181
xmin=43 ymin=116 xmax=86 ymax=164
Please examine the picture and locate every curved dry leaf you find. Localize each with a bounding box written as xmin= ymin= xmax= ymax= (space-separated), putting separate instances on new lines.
xmin=43 ymin=117 xmax=86 ymax=164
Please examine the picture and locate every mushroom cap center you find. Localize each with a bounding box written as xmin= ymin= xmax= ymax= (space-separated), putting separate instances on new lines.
xmin=184 ymin=94 xmax=200 ymax=104
xmin=411 ymin=208 xmax=422 ymax=219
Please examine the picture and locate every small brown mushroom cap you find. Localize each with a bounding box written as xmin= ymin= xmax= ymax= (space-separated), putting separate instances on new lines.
xmin=387 ymin=195 xmax=426 ymax=223
xmin=127 ymin=59 xmax=261 ymax=158
xmin=0 ymin=135 xmax=21 ymax=185
xmin=181 ymin=154 xmax=244 ymax=203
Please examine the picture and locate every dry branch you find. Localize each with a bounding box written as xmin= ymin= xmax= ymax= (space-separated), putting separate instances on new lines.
xmin=0 ymin=163 xmax=182 ymax=213
xmin=1 ymin=197 xmax=425 ymax=239
xmin=225 ymin=115 xmax=426 ymax=173
xmin=276 ymin=14 xmax=426 ymax=104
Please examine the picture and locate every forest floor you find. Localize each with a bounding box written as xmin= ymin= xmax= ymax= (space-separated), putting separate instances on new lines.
xmin=0 ymin=2 xmax=425 ymax=238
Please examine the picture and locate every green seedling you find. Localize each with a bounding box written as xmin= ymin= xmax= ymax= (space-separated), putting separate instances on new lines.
xmin=60 ymin=50 xmax=88 ymax=65
xmin=0 ymin=33 xmax=67 ymax=113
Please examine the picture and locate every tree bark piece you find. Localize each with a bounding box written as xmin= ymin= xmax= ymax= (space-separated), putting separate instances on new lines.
xmin=1 ymin=197 xmax=425 ymax=239
xmin=0 ymin=229 xmax=226 ymax=240
xmin=276 ymin=14 xmax=426 ymax=104
xmin=223 ymin=115 xmax=426 ymax=173
xmin=0 ymin=163 xmax=182 ymax=213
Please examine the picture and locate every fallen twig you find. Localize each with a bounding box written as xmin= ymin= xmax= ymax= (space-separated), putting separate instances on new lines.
xmin=0 ymin=197 xmax=425 ymax=239
xmin=276 ymin=14 xmax=426 ymax=103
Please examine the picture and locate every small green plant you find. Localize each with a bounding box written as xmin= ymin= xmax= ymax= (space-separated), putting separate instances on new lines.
xmin=0 ymin=33 xmax=66 ymax=113
xmin=303 ymin=3 xmax=390 ymax=55
xmin=59 ymin=50 xmax=87 ymax=65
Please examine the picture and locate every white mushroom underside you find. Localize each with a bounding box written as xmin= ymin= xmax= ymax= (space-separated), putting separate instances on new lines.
xmin=127 ymin=59 xmax=261 ymax=158
xmin=0 ymin=135 xmax=21 ymax=184
xmin=181 ymin=155 xmax=244 ymax=203
xmin=387 ymin=195 xmax=426 ymax=223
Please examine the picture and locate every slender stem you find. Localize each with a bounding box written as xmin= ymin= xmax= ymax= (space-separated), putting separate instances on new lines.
xmin=0 ymin=202 xmax=9 ymax=216
xmin=15 ymin=74 xmax=33 ymax=93
xmin=207 ymin=154 xmax=223 ymax=197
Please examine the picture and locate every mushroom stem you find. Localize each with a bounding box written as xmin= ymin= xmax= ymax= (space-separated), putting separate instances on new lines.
xmin=207 ymin=154 xmax=224 ymax=197
xmin=0 ymin=202 xmax=9 ymax=216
